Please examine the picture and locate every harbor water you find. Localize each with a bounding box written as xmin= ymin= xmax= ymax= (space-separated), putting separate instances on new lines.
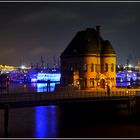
xmin=0 ymin=82 xmax=140 ymax=138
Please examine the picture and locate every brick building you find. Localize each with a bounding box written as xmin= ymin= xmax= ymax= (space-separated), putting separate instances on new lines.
xmin=60 ymin=26 xmax=116 ymax=90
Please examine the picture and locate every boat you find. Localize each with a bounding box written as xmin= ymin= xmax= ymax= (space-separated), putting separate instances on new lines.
xmin=29 ymin=68 xmax=61 ymax=83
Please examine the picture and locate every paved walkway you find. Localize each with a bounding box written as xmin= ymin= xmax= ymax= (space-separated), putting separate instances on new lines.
xmin=0 ymin=87 xmax=136 ymax=106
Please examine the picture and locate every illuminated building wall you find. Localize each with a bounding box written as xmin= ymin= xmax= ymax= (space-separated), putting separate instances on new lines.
xmin=0 ymin=64 xmax=16 ymax=73
xmin=60 ymin=26 xmax=116 ymax=90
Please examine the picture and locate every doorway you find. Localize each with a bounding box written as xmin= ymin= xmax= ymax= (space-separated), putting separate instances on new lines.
xmin=100 ymin=79 xmax=105 ymax=88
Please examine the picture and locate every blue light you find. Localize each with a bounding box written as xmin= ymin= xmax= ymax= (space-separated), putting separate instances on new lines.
xmin=35 ymin=106 xmax=58 ymax=138
xmin=37 ymin=73 xmax=61 ymax=82
xmin=31 ymin=78 xmax=37 ymax=82
xmin=116 ymin=71 xmax=137 ymax=82
xmin=37 ymin=83 xmax=56 ymax=92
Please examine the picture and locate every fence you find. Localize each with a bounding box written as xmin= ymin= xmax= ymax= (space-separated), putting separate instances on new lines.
xmin=0 ymin=89 xmax=136 ymax=104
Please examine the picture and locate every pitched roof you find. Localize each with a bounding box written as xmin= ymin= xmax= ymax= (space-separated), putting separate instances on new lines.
xmin=101 ymin=40 xmax=116 ymax=54
xmin=61 ymin=27 xmax=116 ymax=58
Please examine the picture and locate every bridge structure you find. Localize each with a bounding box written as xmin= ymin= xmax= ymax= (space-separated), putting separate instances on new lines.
xmin=0 ymin=89 xmax=137 ymax=137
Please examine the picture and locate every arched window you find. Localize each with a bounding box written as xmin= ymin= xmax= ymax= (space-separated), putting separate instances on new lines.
xmin=111 ymin=63 xmax=114 ymax=72
xmin=91 ymin=63 xmax=94 ymax=72
xmin=84 ymin=64 xmax=88 ymax=72
xmin=95 ymin=64 xmax=97 ymax=72
xmin=105 ymin=63 xmax=108 ymax=72
xmin=70 ymin=64 xmax=73 ymax=71
xmin=90 ymin=78 xmax=94 ymax=88
xmin=84 ymin=78 xmax=87 ymax=88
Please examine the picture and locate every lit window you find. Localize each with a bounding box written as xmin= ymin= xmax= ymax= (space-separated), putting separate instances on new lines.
xmin=90 ymin=78 xmax=94 ymax=88
xmin=111 ymin=63 xmax=114 ymax=72
xmin=84 ymin=64 xmax=88 ymax=72
xmin=105 ymin=63 xmax=108 ymax=72
xmin=84 ymin=78 xmax=87 ymax=88
xmin=70 ymin=65 xmax=73 ymax=71
xmin=95 ymin=64 xmax=97 ymax=72
xmin=91 ymin=63 xmax=94 ymax=72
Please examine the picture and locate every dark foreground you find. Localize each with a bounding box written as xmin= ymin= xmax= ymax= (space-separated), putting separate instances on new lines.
xmin=0 ymin=82 xmax=140 ymax=138
xmin=0 ymin=97 xmax=140 ymax=138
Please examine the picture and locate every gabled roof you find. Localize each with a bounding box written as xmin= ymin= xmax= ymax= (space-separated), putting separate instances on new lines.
xmin=61 ymin=27 xmax=116 ymax=58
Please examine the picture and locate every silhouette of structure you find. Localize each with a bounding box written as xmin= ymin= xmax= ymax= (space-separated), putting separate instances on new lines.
xmin=60 ymin=26 xmax=116 ymax=90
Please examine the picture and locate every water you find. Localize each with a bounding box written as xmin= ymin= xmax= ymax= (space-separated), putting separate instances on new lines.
xmin=0 ymin=82 xmax=140 ymax=138
xmin=0 ymin=82 xmax=57 ymax=93
xmin=1 ymin=104 xmax=140 ymax=138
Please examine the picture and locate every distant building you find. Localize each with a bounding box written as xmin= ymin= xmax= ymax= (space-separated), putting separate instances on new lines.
xmin=60 ymin=26 xmax=116 ymax=90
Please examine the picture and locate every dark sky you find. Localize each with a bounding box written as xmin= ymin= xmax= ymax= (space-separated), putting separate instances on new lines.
xmin=0 ymin=2 xmax=140 ymax=66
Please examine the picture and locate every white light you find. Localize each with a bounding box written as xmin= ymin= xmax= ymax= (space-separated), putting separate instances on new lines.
xmin=31 ymin=78 xmax=37 ymax=82
xmin=128 ymin=64 xmax=133 ymax=68
xmin=21 ymin=65 xmax=25 ymax=69
xmin=126 ymin=91 xmax=129 ymax=93
xmin=35 ymin=73 xmax=61 ymax=82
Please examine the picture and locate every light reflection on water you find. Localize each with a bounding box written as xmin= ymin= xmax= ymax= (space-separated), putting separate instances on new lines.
xmin=29 ymin=82 xmax=57 ymax=92
xmin=35 ymin=105 xmax=58 ymax=138
xmin=1 ymin=82 xmax=140 ymax=137
xmin=6 ymin=82 xmax=57 ymax=93
xmin=0 ymin=83 xmax=60 ymax=137
xmin=36 ymin=83 xmax=55 ymax=92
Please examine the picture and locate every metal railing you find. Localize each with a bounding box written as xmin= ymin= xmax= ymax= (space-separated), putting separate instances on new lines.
xmin=0 ymin=89 xmax=136 ymax=104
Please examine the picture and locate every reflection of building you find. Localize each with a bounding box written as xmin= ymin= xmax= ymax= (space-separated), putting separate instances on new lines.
xmin=60 ymin=26 xmax=116 ymax=90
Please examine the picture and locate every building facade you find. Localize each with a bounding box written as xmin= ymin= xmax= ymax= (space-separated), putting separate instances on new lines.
xmin=60 ymin=26 xmax=116 ymax=90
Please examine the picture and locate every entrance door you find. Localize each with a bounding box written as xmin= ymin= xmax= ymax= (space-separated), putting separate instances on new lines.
xmin=100 ymin=79 xmax=105 ymax=88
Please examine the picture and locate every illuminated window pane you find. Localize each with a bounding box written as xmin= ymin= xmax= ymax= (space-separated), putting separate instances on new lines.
xmin=111 ymin=63 xmax=114 ymax=72
xmin=105 ymin=63 xmax=108 ymax=72
xmin=91 ymin=63 xmax=94 ymax=72
xmin=95 ymin=64 xmax=97 ymax=72
xmin=90 ymin=78 xmax=94 ymax=88
xmin=84 ymin=64 xmax=88 ymax=72
xmin=84 ymin=78 xmax=87 ymax=88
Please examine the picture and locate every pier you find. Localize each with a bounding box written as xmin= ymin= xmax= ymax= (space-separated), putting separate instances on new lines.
xmin=0 ymin=89 xmax=137 ymax=137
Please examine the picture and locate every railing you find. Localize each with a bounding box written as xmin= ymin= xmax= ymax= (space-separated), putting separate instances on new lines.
xmin=0 ymin=87 xmax=136 ymax=138
xmin=0 ymin=89 xmax=136 ymax=104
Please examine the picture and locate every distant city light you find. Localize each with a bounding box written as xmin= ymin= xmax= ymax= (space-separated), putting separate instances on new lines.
xmin=37 ymin=73 xmax=61 ymax=82
xmin=21 ymin=65 xmax=25 ymax=69
xmin=116 ymin=71 xmax=137 ymax=82
xmin=31 ymin=78 xmax=37 ymax=82
xmin=128 ymin=64 xmax=133 ymax=68
xmin=31 ymin=72 xmax=61 ymax=83
xmin=117 ymin=65 xmax=120 ymax=68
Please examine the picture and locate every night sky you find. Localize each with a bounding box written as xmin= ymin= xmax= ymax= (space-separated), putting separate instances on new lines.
xmin=0 ymin=2 xmax=140 ymax=66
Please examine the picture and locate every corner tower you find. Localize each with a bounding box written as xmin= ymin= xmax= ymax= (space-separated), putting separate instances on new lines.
xmin=60 ymin=26 xmax=116 ymax=90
